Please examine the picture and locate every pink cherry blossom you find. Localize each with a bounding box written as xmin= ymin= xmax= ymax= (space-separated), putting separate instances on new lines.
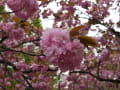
xmin=40 ymin=28 xmax=84 ymax=71
xmin=98 ymin=48 xmax=110 ymax=61
xmin=7 ymin=0 xmax=39 ymax=20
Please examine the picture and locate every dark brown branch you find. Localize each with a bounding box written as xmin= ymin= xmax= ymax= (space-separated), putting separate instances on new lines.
xmin=0 ymin=59 xmax=57 ymax=89
xmin=0 ymin=84 xmax=6 ymax=90
xmin=0 ymin=36 xmax=8 ymax=43
xmin=58 ymin=71 xmax=62 ymax=90
xmin=97 ymin=61 xmax=101 ymax=77
xmin=22 ymin=75 xmax=33 ymax=89
xmin=12 ymin=38 xmax=40 ymax=48
xmin=0 ymin=8 xmax=22 ymax=14
xmin=23 ymin=68 xmax=57 ymax=73
xmin=0 ymin=59 xmax=33 ymax=88
xmin=1 ymin=46 xmax=44 ymax=56
xmin=0 ymin=60 xmax=17 ymax=70
xmin=92 ymin=18 xmax=120 ymax=38
xmin=109 ymin=27 xmax=120 ymax=37
xmin=70 ymin=70 xmax=120 ymax=83
xmin=90 ymin=17 xmax=120 ymax=44
xmin=0 ymin=11 xmax=15 ymax=14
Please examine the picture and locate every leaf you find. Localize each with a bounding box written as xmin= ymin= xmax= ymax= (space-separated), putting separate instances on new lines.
xmin=19 ymin=54 xmax=34 ymax=64
xmin=21 ymin=21 xmax=31 ymax=27
xmin=78 ymin=36 xmax=98 ymax=47
xmin=66 ymin=12 xmax=72 ymax=16
xmin=53 ymin=12 xmax=62 ymax=19
xmin=96 ymin=0 xmax=100 ymax=3
xmin=0 ymin=4 xmax=5 ymax=21
xmin=21 ymin=21 xmax=31 ymax=33
xmin=0 ymin=4 xmax=5 ymax=12
xmin=69 ymin=25 xmax=84 ymax=37
xmin=32 ymin=18 xmax=43 ymax=29
xmin=13 ymin=16 xmax=21 ymax=24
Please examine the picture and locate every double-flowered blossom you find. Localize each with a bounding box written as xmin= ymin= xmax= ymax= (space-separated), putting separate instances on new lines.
xmin=16 ymin=61 xmax=30 ymax=71
xmin=7 ymin=0 xmax=39 ymax=20
xmin=1 ymin=22 xmax=24 ymax=40
xmin=40 ymin=28 xmax=84 ymax=71
xmin=98 ymin=48 xmax=110 ymax=61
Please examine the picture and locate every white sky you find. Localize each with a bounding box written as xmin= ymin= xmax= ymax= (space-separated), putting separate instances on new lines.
xmin=40 ymin=1 xmax=60 ymax=29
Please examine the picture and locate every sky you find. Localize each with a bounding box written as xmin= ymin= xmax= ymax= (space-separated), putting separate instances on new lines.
xmin=40 ymin=1 xmax=60 ymax=29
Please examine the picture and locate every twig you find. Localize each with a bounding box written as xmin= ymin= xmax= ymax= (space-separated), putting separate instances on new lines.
xmin=58 ymin=71 xmax=62 ymax=90
xmin=0 ymin=11 xmax=15 ymax=14
xmin=0 ymin=84 xmax=6 ymax=90
xmin=97 ymin=61 xmax=101 ymax=77
xmin=0 ymin=36 xmax=8 ymax=43
xmin=0 ymin=59 xmax=17 ymax=70
xmin=70 ymin=70 xmax=120 ymax=83
xmin=12 ymin=38 xmax=40 ymax=48
xmin=1 ymin=46 xmax=44 ymax=56
xmin=22 ymin=75 xmax=33 ymax=90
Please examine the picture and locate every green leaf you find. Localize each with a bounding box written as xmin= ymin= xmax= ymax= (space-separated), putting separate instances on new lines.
xmin=32 ymin=18 xmax=43 ymax=29
xmin=18 ymin=53 xmax=34 ymax=64
xmin=0 ymin=5 xmax=5 ymax=12
xmin=0 ymin=4 xmax=5 ymax=21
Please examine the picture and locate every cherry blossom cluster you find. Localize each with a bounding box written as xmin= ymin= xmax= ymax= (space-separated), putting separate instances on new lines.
xmin=0 ymin=22 xmax=24 ymax=40
xmin=7 ymin=0 xmax=39 ymax=20
xmin=40 ymin=28 xmax=84 ymax=71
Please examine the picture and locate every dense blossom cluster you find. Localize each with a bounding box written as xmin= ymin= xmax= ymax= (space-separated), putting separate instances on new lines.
xmin=40 ymin=28 xmax=84 ymax=71
xmin=16 ymin=61 xmax=30 ymax=71
xmin=32 ymin=74 xmax=50 ymax=90
xmin=98 ymin=48 xmax=110 ymax=61
xmin=0 ymin=22 xmax=24 ymax=40
xmin=7 ymin=0 xmax=39 ymax=19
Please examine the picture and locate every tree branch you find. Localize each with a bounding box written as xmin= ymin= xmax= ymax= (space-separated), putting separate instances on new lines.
xmin=12 ymin=38 xmax=40 ymax=48
xmin=1 ymin=46 xmax=44 ymax=56
xmin=22 ymin=75 xmax=33 ymax=90
xmin=0 ymin=59 xmax=17 ymax=70
xmin=0 ymin=11 xmax=15 ymax=14
xmin=0 ymin=59 xmax=33 ymax=89
xmin=70 ymin=70 xmax=120 ymax=83
xmin=0 ymin=36 xmax=8 ymax=43
xmin=97 ymin=61 xmax=101 ymax=77
xmin=0 ymin=84 xmax=7 ymax=90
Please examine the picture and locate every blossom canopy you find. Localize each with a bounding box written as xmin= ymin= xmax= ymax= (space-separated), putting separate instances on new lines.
xmin=40 ymin=28 xmax=84 ymax=71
